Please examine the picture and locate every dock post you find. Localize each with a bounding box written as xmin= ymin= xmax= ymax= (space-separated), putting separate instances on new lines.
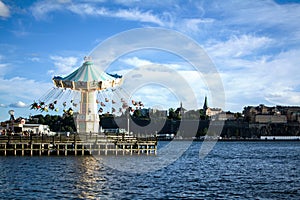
xmin=14 ymin=144 xmax=17 ymax=156
xmin=147 ymin=144 xmax=149 ymax=155
xmin=39 ymin=144 xmax=42 ymax=156
xmin=75 ymin=144 xmax=77 ymax=156
xmin=22 ymin=144 xmax=24 ymax=156
xmin=65 ymin=144 xmax=67 ymax=156
xmin=30 ymin=144 xmax=33 ymax=156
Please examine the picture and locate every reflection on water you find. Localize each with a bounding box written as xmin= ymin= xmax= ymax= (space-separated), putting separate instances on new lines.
xmin=0 ymin=141 xmax=299 ymax=199
xmin=75 ymin=157 xmax=105 ymax=199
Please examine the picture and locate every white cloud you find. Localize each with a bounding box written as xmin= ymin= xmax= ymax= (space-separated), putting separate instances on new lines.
xmin=120 ymin=56 xmax=191 ymax=71
xmin=49 ymin=56 xmax=79 ymax=76
xmin=121 ymin=57 xmax=153 ymax=67
xmin=113 ymin=56 xmax=209 ymax=110
xmin=113 ymin=8 xmax=164 ymax=26
xmin=181 ymin=18 xmax=215 ymax=33
xmin=28 ymin=57 xmax=40 ymax=62
xmin=12 ymin=0 xmax=300 ymax=114
xmin=0 ymin=76 xmax=52 ymax=121
xmin=0 ymin=77 xmax=52 ymax=102
xmin=130 ymin=85 xmax=180 ymax=109
xmin=217 ymin=1 xmax=300 ymax=30
xmin=9 ymin=101 xmax=27 ymax=108
xmin=31 ymin=1 xmax=165 ymax=25
xmin=122 ymin=65 xmax=199 ymax=110
xmin=30 ymin=2 xmax=62 ymax=20
xmin=28 ymin=0 xmax=300 ymax=38
xmin=206 ymin=35 xmax=273 ymax=59
xmin=0 ymin=1 xmax=10 ymax=18
xmin=0 ymin=103 xmax=7 ymax=108
xmin=214 ymin=48 xmax=300 ymax=111
xmin=0 ymin=63 xmax=10 ymax=77
xmin=57 ymin=0 xmax=71 ymax=3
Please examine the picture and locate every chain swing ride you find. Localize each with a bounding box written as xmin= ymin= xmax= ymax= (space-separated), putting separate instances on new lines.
xmin=30 ymin=57 xmax=144 ymax=134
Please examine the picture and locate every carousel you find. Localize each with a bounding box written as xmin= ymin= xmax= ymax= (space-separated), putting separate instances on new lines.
xmin=30 ymin=56 xmax=144 ymax=134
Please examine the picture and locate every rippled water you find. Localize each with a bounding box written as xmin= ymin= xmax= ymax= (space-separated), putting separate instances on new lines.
xmin=0 ymin=141 xmax=299 ymax=199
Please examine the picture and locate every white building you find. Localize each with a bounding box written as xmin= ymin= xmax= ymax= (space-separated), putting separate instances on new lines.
xmin=15 ymin=123 xmax=56 ymax=135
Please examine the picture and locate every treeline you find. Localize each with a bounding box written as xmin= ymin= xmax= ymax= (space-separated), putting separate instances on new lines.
xmin=29 ymin=114 xmax=76 ymax=133
xmin=29 ymin=107 xmax=208 ymax=133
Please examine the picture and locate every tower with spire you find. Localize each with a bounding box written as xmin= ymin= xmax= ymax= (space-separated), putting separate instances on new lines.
xmin=203 ymin=96 xmax=208 ymax=115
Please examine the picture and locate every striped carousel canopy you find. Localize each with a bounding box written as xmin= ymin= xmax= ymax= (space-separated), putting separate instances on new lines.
xmin=62 ymin=60 xmax=115 ymax=82
xmin=53 ymin=57 xmax=122 ymax=90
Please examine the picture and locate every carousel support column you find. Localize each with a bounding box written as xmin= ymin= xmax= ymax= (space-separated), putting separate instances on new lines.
xmin=77 ymin=90 xmax=99 ymax=136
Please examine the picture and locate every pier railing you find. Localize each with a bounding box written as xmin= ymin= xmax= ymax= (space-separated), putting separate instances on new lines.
xmin=0 ymin=134 xmax=157 ymax=156
xmin=0 ymin=134 xmax=157 ymax=143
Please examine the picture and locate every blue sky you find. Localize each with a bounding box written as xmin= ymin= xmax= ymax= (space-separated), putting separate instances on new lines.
xmin=0 ymin=0 xmax=300 ymax=121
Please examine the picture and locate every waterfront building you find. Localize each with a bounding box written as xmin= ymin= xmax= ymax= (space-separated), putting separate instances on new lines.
xmin=175 ymin=102 xmax=186 ymax=118
xmin=243 ymin=104 xmax=300 ymax=123
xmin=217 ymin=111 xmax=235 ymax=121
xmin=206 ymin=107 xmax=223 ymax=117
xmin=255 ymin=115 xmax=287 ymax=124
xmin=202 ymin=96 xmax=223 ymax=119
xmin=149 ymin=109 xmax=167 ymax=118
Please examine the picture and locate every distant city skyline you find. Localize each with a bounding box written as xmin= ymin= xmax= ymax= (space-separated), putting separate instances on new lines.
xmin=1 ymin=0 xmax=300 ymax=121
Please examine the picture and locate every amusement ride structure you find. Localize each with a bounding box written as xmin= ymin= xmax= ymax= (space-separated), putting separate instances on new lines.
xmin=30 ymin=56 xmax=143 ymax=135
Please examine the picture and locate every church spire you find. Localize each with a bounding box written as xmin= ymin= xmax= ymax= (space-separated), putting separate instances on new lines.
xmin=203 ymin=96 xmax=208 ymax=111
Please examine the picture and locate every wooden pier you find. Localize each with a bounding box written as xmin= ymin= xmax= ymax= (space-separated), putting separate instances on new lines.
xmin=0 ymin=134 xmax=157 ymax=156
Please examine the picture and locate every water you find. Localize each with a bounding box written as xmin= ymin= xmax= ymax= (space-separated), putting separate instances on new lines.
xmin=0 ymin=141 xmax=299 ymax=199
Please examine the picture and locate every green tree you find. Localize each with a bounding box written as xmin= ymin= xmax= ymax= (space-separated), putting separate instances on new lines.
xmin=199 ymin=109 xmax=208 ymax=120
xmin=133 ymin=109 xmax=142 ymax=118
xmin=168 ymin=108 xmax=179 ymax=119
xmin=234 ymin=112 xmax=242 ymax=119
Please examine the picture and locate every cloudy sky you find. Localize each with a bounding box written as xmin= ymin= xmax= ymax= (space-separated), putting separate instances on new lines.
xmin=0 ymin=0 xmax=300 ymax=121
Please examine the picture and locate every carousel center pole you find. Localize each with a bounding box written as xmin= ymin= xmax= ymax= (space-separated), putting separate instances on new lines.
xmin=77 ymin=90 xmax=99 ymax=135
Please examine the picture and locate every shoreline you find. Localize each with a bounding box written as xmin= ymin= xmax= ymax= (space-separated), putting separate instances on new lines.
xmin=159 ymin=138 xmax=300 ymax=142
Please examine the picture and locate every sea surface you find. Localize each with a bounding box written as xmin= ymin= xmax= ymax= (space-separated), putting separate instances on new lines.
xmin=0 ymin=141 xmax=299 ymax=199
